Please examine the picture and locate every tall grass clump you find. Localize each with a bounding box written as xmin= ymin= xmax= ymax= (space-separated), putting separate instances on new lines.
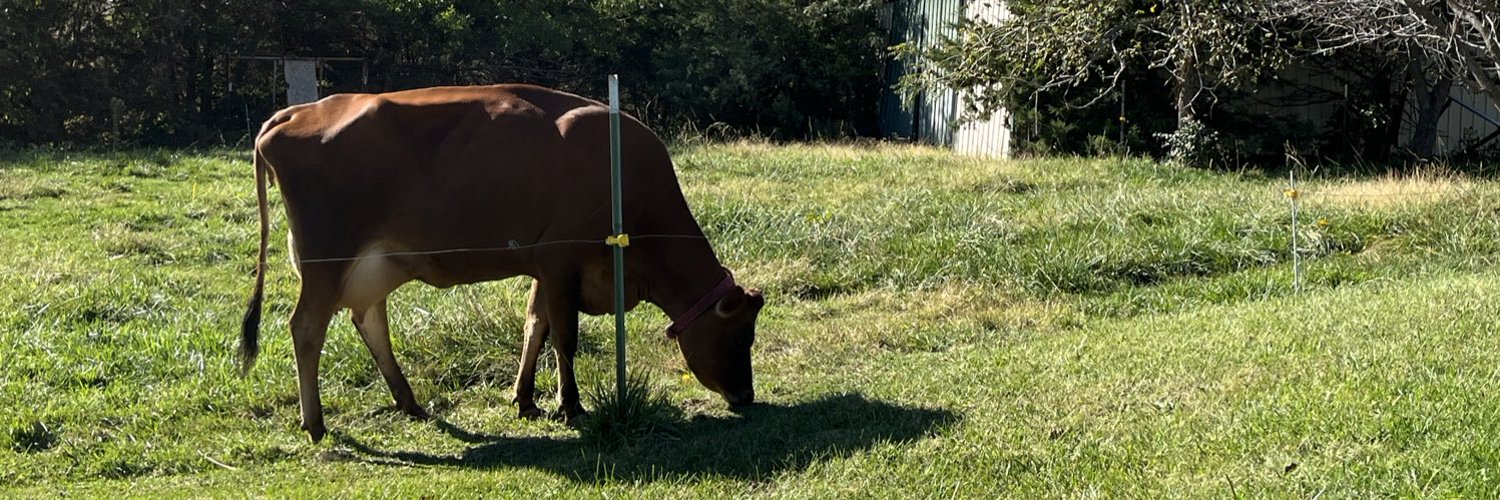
xmin=578 ymin=372 xmax=683 ymax=450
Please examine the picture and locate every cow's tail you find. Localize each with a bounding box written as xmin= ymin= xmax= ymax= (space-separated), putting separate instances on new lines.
xmin=239 ymin=147 xmax=270 ymax=377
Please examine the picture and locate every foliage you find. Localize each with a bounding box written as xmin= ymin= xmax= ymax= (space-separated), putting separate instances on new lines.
xmin=960 ymin=56 xmax=1328 ymax=166
xmin=0 ymin=0 xmax=886 ymax=146
xmin=1264 ymin=0 xmax=1500 ymax=115
xmin=1154 ymin=116 xmax=1222 ymax=166
xmin=600 ymin=0 xmax=886 ymax=137
xmin=901 ymin=0 xmax=1499 ymax=166
xmin=900 ymin=0 xmax=1293 ymax=135
xmin=997 ymin=67 xmax=1177 ymax=158
xmin=0 ymin=1 xmax=242 ymax=144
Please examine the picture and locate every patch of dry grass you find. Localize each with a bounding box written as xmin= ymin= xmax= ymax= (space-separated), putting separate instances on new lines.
xmin=1308 ymin=169 xmax=1473 ymax=208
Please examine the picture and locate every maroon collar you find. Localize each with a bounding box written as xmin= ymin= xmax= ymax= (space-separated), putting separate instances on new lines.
xmin=666 ymin=269 xmax=736 ymax=339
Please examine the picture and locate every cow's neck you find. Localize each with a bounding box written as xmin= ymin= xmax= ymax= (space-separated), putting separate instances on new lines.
xmin=645 ymin=239 xmax=727 ymax=321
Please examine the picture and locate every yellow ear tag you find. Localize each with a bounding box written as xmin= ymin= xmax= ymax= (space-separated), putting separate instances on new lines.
xmin=605 ymin=234 xmax=630 ymax=247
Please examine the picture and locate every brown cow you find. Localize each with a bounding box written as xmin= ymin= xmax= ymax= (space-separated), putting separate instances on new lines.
xmin=239 ymin=84 xmax=764 ymax=442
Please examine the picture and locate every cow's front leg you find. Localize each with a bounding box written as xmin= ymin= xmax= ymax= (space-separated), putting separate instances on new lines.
xmin=542 ymin=280 xmax=586 ymax=422
xmin=512 ymin=279 xmax=549 ymax=420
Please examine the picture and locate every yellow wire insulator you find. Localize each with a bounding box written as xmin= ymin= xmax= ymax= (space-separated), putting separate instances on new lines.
xmin=605 ymin=234 xmax=630 ymax=247
xmin=1284 ymin=189 xmax=1300 ymax=200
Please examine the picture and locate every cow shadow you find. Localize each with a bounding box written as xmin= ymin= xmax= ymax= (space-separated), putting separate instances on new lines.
xmin=333 ymin=392 xmax=957 ymax=482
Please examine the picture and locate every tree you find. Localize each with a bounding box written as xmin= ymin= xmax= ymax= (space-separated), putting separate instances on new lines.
xmin=1262 ymin=0 xmax=1500 ymax=158
xmin=0 ymin=0 xmax=887 ymax=146
xmin=0 ymin=1 xmax=113 ymax=143
xmin=903 ymin=0 xmax=1293 ymax=164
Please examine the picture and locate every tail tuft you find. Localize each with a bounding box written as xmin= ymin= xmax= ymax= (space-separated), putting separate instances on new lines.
xmin=238 ymin=291 xmax=262 ymax=377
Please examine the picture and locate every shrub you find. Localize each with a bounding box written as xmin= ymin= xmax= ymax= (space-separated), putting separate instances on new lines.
xmin=1156 ymin=117 xmax=1224 ymax=167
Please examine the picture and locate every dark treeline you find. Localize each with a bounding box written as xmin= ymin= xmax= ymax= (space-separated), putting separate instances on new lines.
xmin=0 ymin=0 xmax=887 ymax=147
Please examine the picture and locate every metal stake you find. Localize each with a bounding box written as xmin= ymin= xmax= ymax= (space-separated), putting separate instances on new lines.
xmin=608 ymin=75 xmax=627 ymax=399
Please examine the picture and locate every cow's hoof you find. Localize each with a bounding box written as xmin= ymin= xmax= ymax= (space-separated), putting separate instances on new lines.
xmin=303 ymin=424 xmax=327 ymax=443
xmin=517 ymin=406 xmax=544 ymax=420
xmin=551 ymin=407 xmax=588 ymax=425
xmin=402 ymin=405 xmax=432 ymax=420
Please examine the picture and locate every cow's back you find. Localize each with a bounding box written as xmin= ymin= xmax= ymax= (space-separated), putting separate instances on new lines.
xmin=254 ymin=84 xmax=699 ymax=288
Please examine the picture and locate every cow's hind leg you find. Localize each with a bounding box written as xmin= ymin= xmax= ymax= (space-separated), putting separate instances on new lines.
xmin=512 ymin=279 xmax=549 ymax=419
xmin=352 ymin=299 xmax=427 ymax=419
xmin=290 ymin=287 xmax=338 ymax=443
xmin=542 ymin=279 xmax=586 ymax=422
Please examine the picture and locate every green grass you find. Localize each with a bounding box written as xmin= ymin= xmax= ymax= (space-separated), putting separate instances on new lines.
xmin=2 ymin=143 xmax=1499 ymax=496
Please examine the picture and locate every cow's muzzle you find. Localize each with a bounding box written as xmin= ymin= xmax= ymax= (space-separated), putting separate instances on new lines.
xmin=724 ymin=388 xmax=755 ymax=406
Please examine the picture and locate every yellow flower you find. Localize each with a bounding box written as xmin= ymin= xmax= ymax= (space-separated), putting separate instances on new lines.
xmin=1317 ymin=219 xmax=1329 ymax=228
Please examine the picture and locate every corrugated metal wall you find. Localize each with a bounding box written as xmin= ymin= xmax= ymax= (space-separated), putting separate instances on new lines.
xmin=879 ymin=0 xmax=1011 ymax=158
xmin=952 ymin=1 xmax=1010 ymax=158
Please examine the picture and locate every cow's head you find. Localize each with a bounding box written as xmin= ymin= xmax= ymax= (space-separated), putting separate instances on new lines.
xmin=676 ymin=285 xmax=764 ymax=406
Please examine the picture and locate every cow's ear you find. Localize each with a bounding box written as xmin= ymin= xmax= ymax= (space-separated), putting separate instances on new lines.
xmin=715 ymin=287 xmax=748 ymax=318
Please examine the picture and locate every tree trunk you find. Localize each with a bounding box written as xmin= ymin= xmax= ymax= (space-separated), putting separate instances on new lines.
xmin=1368 ymin=70 xmax=1408 ymax=163
xmin=1407 ymin=58 xmax=1452 ymax=160
xmin=1174 ymin=54 xmax=1203 ymax=128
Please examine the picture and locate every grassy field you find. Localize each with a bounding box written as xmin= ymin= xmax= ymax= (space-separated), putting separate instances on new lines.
xmin=2 ymin=142 xmax=1499 ymax=497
